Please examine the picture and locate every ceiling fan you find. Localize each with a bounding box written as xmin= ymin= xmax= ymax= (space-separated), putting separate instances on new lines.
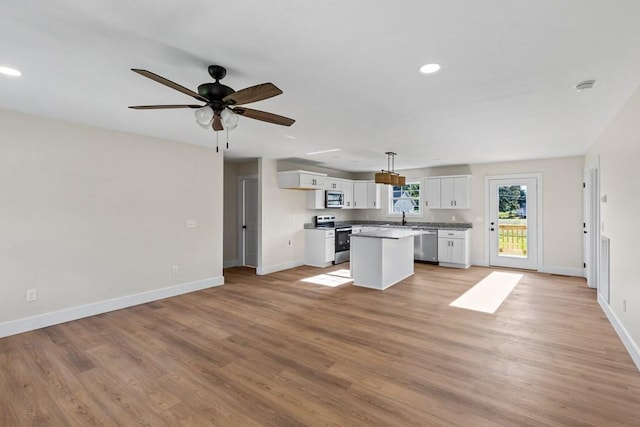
xmin=129 ymin=65 xmax=295 ymax=132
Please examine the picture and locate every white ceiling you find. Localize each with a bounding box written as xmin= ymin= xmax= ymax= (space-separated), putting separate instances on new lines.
xmin=2 ymin=0 xmax=640 ymax=172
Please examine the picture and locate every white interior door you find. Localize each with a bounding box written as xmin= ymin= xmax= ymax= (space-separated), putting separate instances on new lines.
xmin=488 ymin=177 xmax=538 ymax=269
xmin=241 ymin=178 xmax=258 ymax=267
xmin=584 ymin=162 xmax=599 ymax=289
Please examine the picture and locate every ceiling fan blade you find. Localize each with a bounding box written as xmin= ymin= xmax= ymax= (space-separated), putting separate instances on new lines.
xmin=128 ymin=104 xmax=203 ymax=109
xmin=232 ymin=107 xmax=295 ymax=126
xmin=212 ymin=113 xmax=224 ymax=131
xmin=131 ymin=69 xmax=209 ymax=103
xmin=223 ymin=83 xmax=282 ymax=105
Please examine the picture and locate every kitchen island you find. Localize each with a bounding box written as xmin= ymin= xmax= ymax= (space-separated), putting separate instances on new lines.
xmin=350 ymin=228 xmax=423 ymax=290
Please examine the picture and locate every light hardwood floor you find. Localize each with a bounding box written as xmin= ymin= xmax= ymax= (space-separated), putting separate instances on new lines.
xmin=1 ymin=264 xmax=639 ymax=426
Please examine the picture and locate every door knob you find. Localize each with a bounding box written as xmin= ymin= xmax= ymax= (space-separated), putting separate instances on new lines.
xmin=490 ymin=228 xmax=494 ymax=231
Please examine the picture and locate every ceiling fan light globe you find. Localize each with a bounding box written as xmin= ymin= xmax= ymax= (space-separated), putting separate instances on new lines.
xmin=195 ymin=106 xmax=214 ymax=126
xmin=221 ymin=109 xmax=239 ymax=130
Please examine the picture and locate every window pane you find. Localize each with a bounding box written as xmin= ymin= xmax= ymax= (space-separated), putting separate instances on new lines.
xmin=388 ymin=182 xmax=421 ymax=215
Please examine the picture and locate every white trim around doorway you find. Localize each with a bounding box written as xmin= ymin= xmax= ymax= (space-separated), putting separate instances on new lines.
xmin=484 ymin=173 xmax=544 ymax=270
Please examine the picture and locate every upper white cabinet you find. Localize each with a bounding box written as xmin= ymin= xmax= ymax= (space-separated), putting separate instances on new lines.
xmin=324 ymin=177 xmax=343 ymax=191
xmin=353 ymin=181 xmax=381 ymax=209
xmin=278 ymin=170 xmax=327 ymax=189
xmin=424 ymin=176 xmax=470 ymax=209
xmin=306 ymin=190 xmax=325 ymax=209
xmin=342 ymin=180 xmax=354 ymax=209
xmin=424 ymin=178 xmax=441 ymax=209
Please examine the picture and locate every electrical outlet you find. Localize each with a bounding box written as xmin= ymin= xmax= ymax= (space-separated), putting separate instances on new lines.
xmin=186 ymin=220 xmax=197 ymax=228
xmin=451 ymin=215 xmax=456 ymax=222
xmin=172 ymin=265 xmax=179 ymax=275
xmin=26 ymin=288 xmax=38 ymax=302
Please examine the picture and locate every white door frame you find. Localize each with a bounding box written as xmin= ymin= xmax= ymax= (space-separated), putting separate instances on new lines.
xmin=584 ymin=157 xmax=600 ymax=289
xmin=484 ymin=173 xmax=543 ymax=269
xmin=237 ymin=174 xmax=258 ymax=267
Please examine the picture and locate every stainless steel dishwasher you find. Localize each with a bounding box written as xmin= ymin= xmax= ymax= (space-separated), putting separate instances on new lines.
xmin=413 ymin=228 xmax=438 ymax=262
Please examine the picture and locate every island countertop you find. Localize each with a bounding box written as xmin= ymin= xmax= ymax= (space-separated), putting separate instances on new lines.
xmin=352 ymin=229 xmax=424 ymax=239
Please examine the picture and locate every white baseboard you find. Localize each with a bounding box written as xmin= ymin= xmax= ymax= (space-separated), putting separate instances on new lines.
xmin=257 ymin=259 xmax=305 ymax=275
xmin=223 ymin=259 xmax=239 ymax=269
xmin=538 ymin=265 xmax=583 ymax=277
xmin=470 ymin=260 xmax=489 ymax=267
xmin=0 ymin=276 xmax=224 ymax=339
xmin=598 ymin=294 xmax=640 ymax=371
xmin=469 ymin=262 xmax=582 ymax=277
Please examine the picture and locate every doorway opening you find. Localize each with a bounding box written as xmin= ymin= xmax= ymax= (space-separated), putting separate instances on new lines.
xmin=486 ymin=174 xmax=541 ymax=270
xmin=238 ymin=176 xmax=258 ymax=268
xmin=583 ymin=158 xmax=600 ymax=290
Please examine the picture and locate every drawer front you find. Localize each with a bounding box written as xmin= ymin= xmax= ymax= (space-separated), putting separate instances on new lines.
xmin=325 ymin=229 xmax=335 ymax=238
xmin=438 ymin=229 xmax=466 ymax=239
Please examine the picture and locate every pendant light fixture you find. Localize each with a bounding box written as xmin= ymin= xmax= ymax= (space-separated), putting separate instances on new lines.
xmin=375 ymin=152 xmax=406 ymax=186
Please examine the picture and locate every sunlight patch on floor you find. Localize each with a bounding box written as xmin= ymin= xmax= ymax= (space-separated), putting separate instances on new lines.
xmin=301 ymin=269 xmax=353 ymax=287
xmin=449 ymin=271 xmax=523 ymax=313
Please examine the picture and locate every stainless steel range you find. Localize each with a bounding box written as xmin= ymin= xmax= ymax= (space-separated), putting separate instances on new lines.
xmin=314 ymin=215 xmax=352 ymax=265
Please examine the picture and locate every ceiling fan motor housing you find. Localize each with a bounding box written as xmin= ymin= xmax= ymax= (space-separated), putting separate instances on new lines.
xmin=198 ymin=83 xmax=235 ymax=110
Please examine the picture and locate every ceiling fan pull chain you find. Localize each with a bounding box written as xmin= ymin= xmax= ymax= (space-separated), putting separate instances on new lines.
xmin=226 ymin=128 xmax=229 ymax=150
xmin=216 ymin=131 xmax=219 ymax=152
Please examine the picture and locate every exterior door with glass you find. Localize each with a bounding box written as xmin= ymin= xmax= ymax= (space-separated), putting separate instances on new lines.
xmin=488 ymin=177 xmax=538 ymax=269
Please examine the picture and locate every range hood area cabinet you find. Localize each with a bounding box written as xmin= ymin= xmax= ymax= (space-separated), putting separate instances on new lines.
xmin=424 ymin=175 xmax=470 ymax=209
xmin=277 ymin=170 xmax=327 ymax=189
xmin=278 ymin=170 xmax=379 ymax=210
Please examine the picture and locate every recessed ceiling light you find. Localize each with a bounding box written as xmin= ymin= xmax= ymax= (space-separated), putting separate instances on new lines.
xmin=306 ymin=148 xmax=341 ymax=155
xmin=0 ymin=66 xmax=21 ymax=77
xmin=284 ymin=134 xmax=296 ymax=139
xmin=419 ymin=63 xmax=441 ymax=74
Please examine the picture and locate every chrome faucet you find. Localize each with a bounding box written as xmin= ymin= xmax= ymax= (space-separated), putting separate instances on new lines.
xmin=402 ymin=211 xmax=407 ymax=226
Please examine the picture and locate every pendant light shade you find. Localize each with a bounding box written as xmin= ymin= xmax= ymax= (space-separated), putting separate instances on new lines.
xmin=195 ymin=106 xmax=214 ymax=127
xmin=221 ymin=108 xmax=239 ymax=130
xmin=374 ymin=152 xmax=406 ymax=186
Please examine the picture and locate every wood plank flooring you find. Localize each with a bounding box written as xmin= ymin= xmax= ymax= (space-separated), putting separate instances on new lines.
xmin=1 ymin=264 xmax=639 ymax=426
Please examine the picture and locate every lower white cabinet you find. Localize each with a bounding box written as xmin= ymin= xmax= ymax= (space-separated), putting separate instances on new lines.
xmin=305 ymin=229 xmax=335 ymax=267
xmin=438 ymin=229 xmax=470 ymax=268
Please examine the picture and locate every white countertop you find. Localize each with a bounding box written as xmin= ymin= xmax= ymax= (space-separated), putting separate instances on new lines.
xmin=352 ymin=229 xmax=424 ymax=239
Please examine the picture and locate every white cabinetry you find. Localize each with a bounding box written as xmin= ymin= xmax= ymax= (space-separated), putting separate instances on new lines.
xmin=342 ymin=180 xmax=354 ymax=209
xmin=278 ymin=170 xmax=327 ymax=189
xmin=306 ymin=190 xmax=325 ymax=209
xmin=424 ymin=176 xmax=470 ymax=209
xmin=437 ymin=229 xmax=470 ymax=268
xmin=353 ymin=181 xmax=381 ymax=209
xmin=424 ymin=178 xmax=441 ymax=209
xmin=324 ymin=177 xmax=343 ymax=191
xmin=305 ymin=229 xmax=335 ymax=267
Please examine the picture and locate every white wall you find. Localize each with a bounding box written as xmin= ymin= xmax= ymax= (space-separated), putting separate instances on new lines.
xmin=353 ymin=157 xmax=584 ymax=274
xmin=586 ymin=84 xmax=640 ymax=366
xmin=258 ymin=159 xmax=309 ymax=274
xmin=0 ymin=110 xmax=224 ymax=335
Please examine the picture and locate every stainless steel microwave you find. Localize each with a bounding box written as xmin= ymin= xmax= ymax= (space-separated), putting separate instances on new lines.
xmin=325 ymin=190 xmax=344 ymax=208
